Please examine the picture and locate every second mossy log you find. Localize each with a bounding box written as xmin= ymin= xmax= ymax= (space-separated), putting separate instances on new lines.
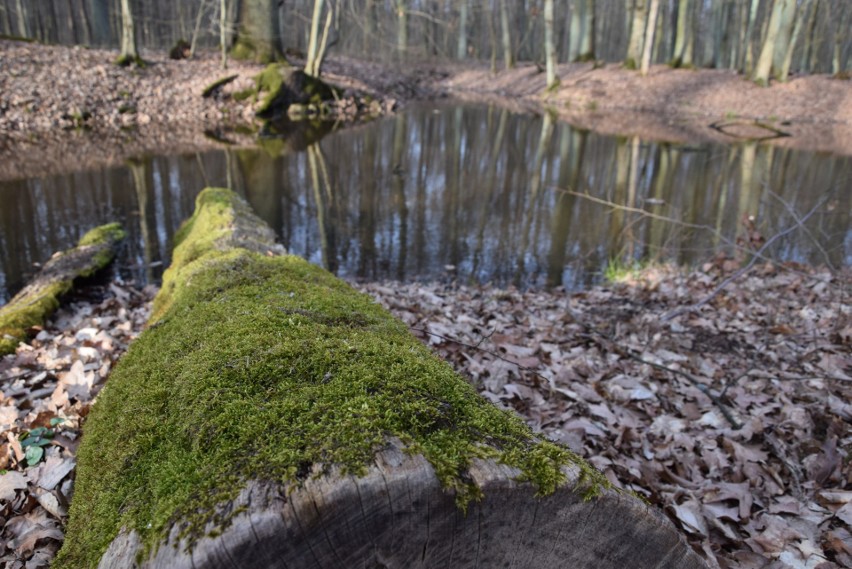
xmin=56 ymin=188 xmax=706 ymax=568
xmin=0 ymin=223 xmax=125 ymax=355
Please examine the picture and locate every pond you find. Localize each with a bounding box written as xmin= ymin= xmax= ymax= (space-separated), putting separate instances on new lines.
xmin=1 ymin=103 xmax=850 ymax=302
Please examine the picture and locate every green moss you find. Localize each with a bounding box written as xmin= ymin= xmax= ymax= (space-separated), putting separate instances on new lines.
xmin=56 ymin=189 xmax=608 ymax=568
xmin=0 ymin=280 xmax=65 ymax=354
xmin=0 ymin=223 xmax=125 ymax=356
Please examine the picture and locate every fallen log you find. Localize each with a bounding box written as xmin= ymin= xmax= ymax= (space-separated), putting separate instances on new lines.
xmin=0 ymin=223 xmax=126 ymax=355
xmin=56 ymin=189 xmax=707 ymax=569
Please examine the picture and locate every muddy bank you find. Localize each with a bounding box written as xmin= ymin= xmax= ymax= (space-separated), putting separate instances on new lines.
xmin=0 ymin=41 xmax=403 ymax=182
xmin=438 ymin=61 xmax=852 ymax=156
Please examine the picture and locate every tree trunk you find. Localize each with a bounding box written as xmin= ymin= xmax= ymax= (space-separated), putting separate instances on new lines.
xmin=220 ymin=0 xmax=228 ymax=69
xmin=117 ymin=0 xmax=139 ymax=65
xmin=568 ymin=0 xmax=582 ymax=61
xmin=305 ymin=0 xmax=326 ymax=75
xmin=671 ymin=0 xmax=692 ymax=67
xmin=780 ymin=0 xmax=810 ymax=79
xmin=544 ymin=0 xmax=559 ymax=89
xmin=14 ymin=0 xmax=29 ymax=38
xmin=499 ymin=0 xmax=514 ymax=69
xmin=771 ymin=0 xmax=799 ymax=77
xmin=457 ymin=0 xmax=468 ymax=60
xmin=233 ymin=0 xmax=281 ymax=63
xmin=640 ymin=0 xmax=660 ymax=74
xmin=626 ymin=0 xmax=648 ymax=69
xmin=578 ymin=0 xmax=595 ymax=60
xmin=396 ymin=0 xmax=407 ymax=58
xmin=55 ymin=188 xmax=709 ymax=569
xmin=743 ymin=0 xmax=762 ymax=73
xmin=753 ymin=0 xmax=787 ymax=85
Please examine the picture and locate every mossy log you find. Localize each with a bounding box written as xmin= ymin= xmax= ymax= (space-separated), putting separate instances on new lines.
xmin=56 ymin=189 xmax=706 ymax=569
xmin=0 ymin=223 xmax=126 ymax=355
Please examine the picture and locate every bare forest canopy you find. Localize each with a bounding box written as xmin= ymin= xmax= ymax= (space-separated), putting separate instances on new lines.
xmin=0 ymin=0 xmax=849 ymax=77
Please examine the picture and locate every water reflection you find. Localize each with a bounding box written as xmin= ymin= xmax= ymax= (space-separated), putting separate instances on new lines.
xmin=0 ymin=104 xmax=849 ymax=302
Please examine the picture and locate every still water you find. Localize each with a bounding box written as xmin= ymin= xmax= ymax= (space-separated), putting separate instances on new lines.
xmin=0 ymin=103 xmax=849 ymax=302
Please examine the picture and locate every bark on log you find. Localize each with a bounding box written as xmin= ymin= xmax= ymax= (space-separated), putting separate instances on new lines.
xmin=0 ymin=223 xmax=125 ymax=355
xmin=56 ymin=189 xmax=707 ymax=569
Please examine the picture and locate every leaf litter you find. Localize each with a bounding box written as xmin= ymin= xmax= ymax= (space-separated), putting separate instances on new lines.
xmin=357 ymin=259 xmax=850 ymax=569
xmin=0 ymin=282 xmax=154 ymax=568
xmin=0 ymin=258 xmax=849 ymax=568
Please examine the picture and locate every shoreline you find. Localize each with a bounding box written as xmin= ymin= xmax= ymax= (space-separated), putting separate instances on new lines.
xmin=2 ymin=40 xmax=851 ymax=183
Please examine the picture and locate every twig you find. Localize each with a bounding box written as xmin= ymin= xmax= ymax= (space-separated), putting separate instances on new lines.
xmin=661 ymin=197 xmax=827 ymax=321
xmin=554 ymin=188 xmax=825 ymax=283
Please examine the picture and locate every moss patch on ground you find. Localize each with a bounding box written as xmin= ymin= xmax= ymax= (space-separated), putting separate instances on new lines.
xmin=55 ymin=189 xmax=608 ymax=568
xmin=0 ymin=223 xmax=125 ymax=355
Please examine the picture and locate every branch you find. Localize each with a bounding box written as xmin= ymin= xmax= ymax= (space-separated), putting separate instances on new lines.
xmin=661 ymin=196 xmax=827 ymax=321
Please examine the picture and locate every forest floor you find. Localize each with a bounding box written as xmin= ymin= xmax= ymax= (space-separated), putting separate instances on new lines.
xmin=1 ymin=39 xmax=852 ymax=181
xmin=0 ymin=260 xmax=850 ymax=568
xmin=1 ymin=38 xmax=851 ymax=568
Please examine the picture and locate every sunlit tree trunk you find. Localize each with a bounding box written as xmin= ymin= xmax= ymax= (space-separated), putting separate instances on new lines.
xmin=499 ymin=0 xmax=514 ymax=69
xmin=753 ymin=0 xmax=787 ymax=85
xmin=800 ymin=0 xmax=820 ymax=72
xmin=640 ymin=0 xmax=660 ymax=75
xmin=306 ymin=0 xmax=326 ymax=75
xmin=220 ymin=0 xmax=228 ymax=69
xmin=117 ymin=0 xmax=139 ymax=65
xmin=396 ymin=0 xmax=408 ymax=57
xmin=488 ymin=4 xmax=498 ymax=73
xmin=626 ymin=0 xmax=648 ymax=69
xmin=544 ymin=0 xmax=559 ymax=89
xmin=190 ymin=0 xmax=207 ymax=57
xmin=771 ymin=0 xmax=798 ymax=76
xmin=831 ymin=1 xmax=851 ymax=75
xmin=568 ymin=1 xmax=582 ymax=61
xmin=780 ymin=0 xmax=810 ymax=79
xmin=579 ymin=0 xmax=596 ymax=61
xmin=457 ymin=0 xmax=468 ymax=60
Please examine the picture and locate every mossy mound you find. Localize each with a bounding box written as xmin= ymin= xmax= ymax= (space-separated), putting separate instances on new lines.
xmin=253 ymin=63 xmax=338 ymax=119
xmin=0 ymin=223 xmax=125 ymax=355
xmin=56 ymin=188 xmax=606 ymax=568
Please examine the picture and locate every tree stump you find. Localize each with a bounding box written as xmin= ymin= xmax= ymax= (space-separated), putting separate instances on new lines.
xmin=55 ymin=189 xmax=706 ymax=569
xmin=0 ymin=223 xmax=125 ymax=355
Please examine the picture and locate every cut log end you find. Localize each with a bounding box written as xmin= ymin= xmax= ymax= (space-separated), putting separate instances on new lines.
xmin=99 ymin=440 xmax=704 ymax=569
